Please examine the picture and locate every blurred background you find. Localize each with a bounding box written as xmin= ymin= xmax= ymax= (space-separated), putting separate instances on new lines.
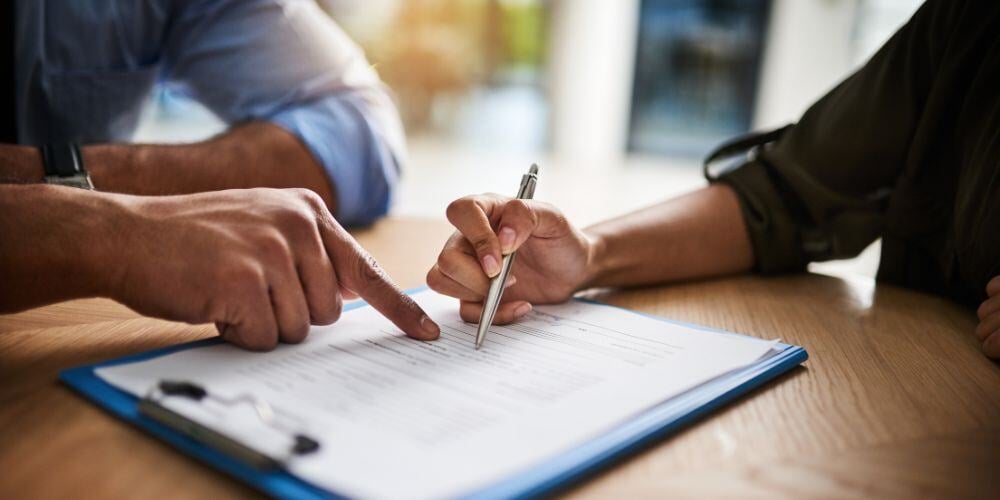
xmin=135 ymin=0 xmax=922 ymax=277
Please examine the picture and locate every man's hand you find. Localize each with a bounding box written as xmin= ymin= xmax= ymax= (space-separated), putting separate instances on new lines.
xmin=426 ymin=194 xmax=598 ymax=324
xmin=110 ymin=188 xmax=439 ymax=350
xmin=976 ymin=276 xmax=1000 ymax=359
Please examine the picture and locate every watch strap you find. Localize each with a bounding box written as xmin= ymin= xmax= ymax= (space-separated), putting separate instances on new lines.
xmin=40 ymin=143 xmax=94 ymax=190
xmin=41 ymin=143 xmax=85 ymax=177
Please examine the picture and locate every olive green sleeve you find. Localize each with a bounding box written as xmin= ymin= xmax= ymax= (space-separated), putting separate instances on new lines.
xmin=709 ymin=0 xmax=956 ymax=274
xmin=713 ymin=158 xmax=813 ymax=273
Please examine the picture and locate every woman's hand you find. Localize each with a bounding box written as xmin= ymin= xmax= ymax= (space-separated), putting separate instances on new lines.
xmin=426 ymin=194 xmax=599 ymax=324
xmin=975 ymin=276 xmax=1000 ymax=359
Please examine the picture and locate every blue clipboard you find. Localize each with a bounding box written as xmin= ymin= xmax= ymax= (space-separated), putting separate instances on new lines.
xmin=61 ymin=289 xmax=808 ymax=499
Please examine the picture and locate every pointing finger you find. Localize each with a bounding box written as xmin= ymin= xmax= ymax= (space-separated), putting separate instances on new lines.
xmin=317 ymin=211 xmax=439 ymax=340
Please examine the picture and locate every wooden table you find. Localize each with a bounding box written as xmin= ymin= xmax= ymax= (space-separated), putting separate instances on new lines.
xmin=2 ymin=217 xmax=998 ymax=499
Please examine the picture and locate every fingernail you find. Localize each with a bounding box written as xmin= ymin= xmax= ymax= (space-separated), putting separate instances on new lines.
xmin=482 ymin=254 xmax=500 ymax=277
xmin=505 ymin=275 xmax=517 ymax=288
xmin=421 ymin=315 xmax=440 ymax=338
xmin=499 ymin=227 xmax=517 ymax=254
xmin=514 ymin=302 xmax=532 ymax=318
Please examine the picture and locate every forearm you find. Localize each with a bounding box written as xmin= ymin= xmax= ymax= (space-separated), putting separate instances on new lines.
xmin=0 ymin=121 xmax=337 ymax=210
xmin=584 ymin=184 xmax=754 ymax=288
xmin=89 ymin=122 xmax=335 ymax=207
xmin=0 ymin=185 xmax=125 ymax=311
xmin=0 ymin=144 xmax=43 ymax=183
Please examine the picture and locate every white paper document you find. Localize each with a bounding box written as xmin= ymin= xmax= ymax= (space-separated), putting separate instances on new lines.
xmin=97 ymin=290 xmax=776 ymax=499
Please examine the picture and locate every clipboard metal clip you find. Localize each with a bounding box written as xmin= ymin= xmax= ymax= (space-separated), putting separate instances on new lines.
xmin=139 ymin=380 xmax=320 ymax=470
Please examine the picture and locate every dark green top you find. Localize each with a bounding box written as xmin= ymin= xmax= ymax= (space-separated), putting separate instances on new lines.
xmin=712 ymin=0 xmax=1000 ymax=307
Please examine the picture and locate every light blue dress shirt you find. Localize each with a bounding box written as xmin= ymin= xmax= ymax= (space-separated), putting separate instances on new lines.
xmin=14 ymin=0 xmax=406 ymax=225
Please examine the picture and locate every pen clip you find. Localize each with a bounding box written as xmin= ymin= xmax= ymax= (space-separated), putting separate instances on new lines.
xmin=517 ymin=163 xmax=539 ymax=200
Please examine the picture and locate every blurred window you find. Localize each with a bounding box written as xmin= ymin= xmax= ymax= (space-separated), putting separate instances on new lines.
xmin=331 ymin=0 xmax=550 ymax=153
xmin=628 ymin=0 xmax=771 ymax=158
xmin=134 ymin=0 xmax=550 ymax=153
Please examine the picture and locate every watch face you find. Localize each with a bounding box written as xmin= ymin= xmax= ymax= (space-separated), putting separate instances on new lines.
xmin=45 ymin=174 xmax=95 ymax=190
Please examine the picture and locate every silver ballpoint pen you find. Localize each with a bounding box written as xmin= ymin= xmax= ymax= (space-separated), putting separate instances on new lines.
xmin=476 ymin=164 xmax=538 ymax=351
xmin=475 ymin=164 xmax=539 ymax=350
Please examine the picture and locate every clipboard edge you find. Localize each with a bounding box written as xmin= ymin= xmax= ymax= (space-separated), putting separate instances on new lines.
xmin=463 ymin=344 xmax=808 ymax=499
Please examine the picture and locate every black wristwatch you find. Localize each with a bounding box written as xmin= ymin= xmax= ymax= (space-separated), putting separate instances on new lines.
xmin=41 ymin=143 xmax=94 ymax=190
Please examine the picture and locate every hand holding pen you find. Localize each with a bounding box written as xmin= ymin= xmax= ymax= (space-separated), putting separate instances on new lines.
xmin=472 ymin=165 xmax=539 ymax=349
xmin=426 ymin=165 xmax=599 ymax=347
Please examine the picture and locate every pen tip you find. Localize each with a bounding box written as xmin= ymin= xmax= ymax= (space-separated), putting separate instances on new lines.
xmin=475 ymin=340 xmax=483 ymax=350
xmin=529 ymin=163 xmax=539 ymax=175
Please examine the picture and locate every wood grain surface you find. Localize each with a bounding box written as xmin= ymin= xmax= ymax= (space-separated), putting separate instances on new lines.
xmin=1 ymin=217 xmax=998 ymax=499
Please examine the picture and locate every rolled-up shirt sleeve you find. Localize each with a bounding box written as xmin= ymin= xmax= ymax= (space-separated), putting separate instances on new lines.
xmin=162 ymin=0 xmax=406 ymax=225
xmin=269 ymin=92 xmax=401 ymax=225
xmin=708 ymin=0 xmax=951 ymax=273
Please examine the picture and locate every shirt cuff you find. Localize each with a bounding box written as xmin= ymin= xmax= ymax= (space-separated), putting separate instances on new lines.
xmin=710 ymin=159 xmax=809 ymax=274
xmin=270 ymin=94 xmax=400 ymax=226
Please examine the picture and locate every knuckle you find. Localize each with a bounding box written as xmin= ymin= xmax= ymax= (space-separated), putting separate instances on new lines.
xmin=351 ymin=251 xmax=387 ymax=290
xmin=987 ymin=345 xmax=1000 ymax=359
xmin=291 ymin=189 xmax=335 ymax=224
xmin=291 ymin=187 xmax=321 ymax=204
xmin=305 ymin=192 xmax=328 ymax=212
xmin=258 ymin=233 xmax=291 ymax=262
xmin=445 ymin=198 xmax=475 ymax=221
xmin=279 ymin=205 xmax=316 ymax=231
xmin=472 ymin=237 xmax=496 ymax=255
xmin=426 ymin=267 xmax=448 ymax=292
xmin=458 ymin=302 xmax=480 ymax=323
xmin=361 ymin=261 xmax=385 ymax=285
xmin=426 ymin=267 xmax=441 ymax=287
xmin=444 ymin=231 xmax=466 ymax=249
xmin=252 ymin=337 xmax=279 ymax=352
xmin=989 ymin=276 xmax=1000 ymax=294
xmin=285 ymin=321 xmax=310 ymax=344
xmin=435 ymin=251 xmax=452 ymax=271
xmin=505 ymin=200 xmax=537 ymax=225
xmin=507 ymin=199 xmax=529 ymax=214
xmin=436 ymin=249 xmax=464 ymax=277
xmin=536 ymin=200 xmax=561 ymax=216
xmin=547 ymin=209 xmax=570 ymax=230
xmin=327 ymin=300 xmax=344 ymax=323
xmin=313 ymin=296 xmax=343 ymax=325
xmin=241 ymin=329 xmax=278 ymax=351
xmin=223 ymin=260 xmax=265 ymax=290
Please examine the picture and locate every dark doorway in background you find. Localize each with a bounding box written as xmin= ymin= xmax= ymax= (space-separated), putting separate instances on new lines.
xmin=628 ymin=0 xmax=772 ymax=157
